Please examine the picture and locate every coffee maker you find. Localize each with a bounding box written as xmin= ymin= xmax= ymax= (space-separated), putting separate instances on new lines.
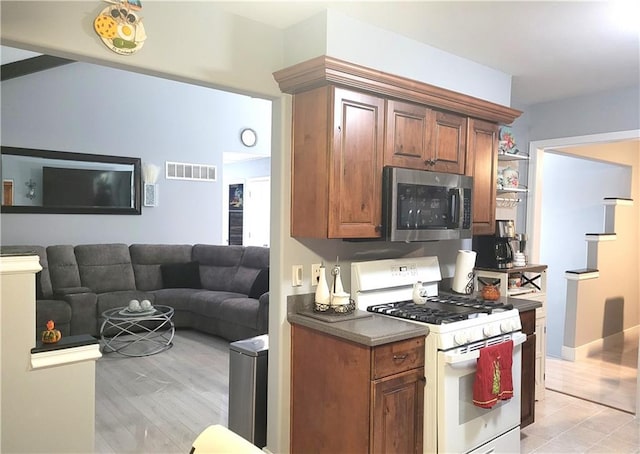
xmin=473 ymin=220 xmax=515 ymax=269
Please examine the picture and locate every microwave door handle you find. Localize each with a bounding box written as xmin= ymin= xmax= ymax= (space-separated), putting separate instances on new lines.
xmin=449 ymin=189 xmax=462 ymax=227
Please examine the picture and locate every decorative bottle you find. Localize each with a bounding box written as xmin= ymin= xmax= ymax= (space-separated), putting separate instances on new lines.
xmin=315 ymin=265 xmax=331 ymax=308
xmin=332 ymin=263 xmax=344 ymax=294
xmin=412 ymin=281 xmax=426 ymax=304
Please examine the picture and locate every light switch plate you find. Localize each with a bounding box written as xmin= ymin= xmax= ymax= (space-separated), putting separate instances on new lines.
xmin=292 ymin=265 xmax=303 ymax=287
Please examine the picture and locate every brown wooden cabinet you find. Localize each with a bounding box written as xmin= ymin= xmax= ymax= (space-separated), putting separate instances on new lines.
xmin=276 ymin=58 xmax=522 ymax=240
xmin=519 ymin=309 xmax=536 ymax=428
xmin=291 ymin=85 xmax=384 ymax=238
xmin=384 ymin=99 xmax=433 ymax=170
xmin=466 ymin=118 xmax=499 ymax=235
xmin=431 ymin=111 xmax=467 ymax=174
xmin=384 ymin=100 xmax=466 ymax=175
xmin=291 ymin=324 xmax=425 ymax=453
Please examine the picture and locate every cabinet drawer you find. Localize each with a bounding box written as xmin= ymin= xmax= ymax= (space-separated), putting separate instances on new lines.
xmin=372 ymin=337 xmax=425 ymax=379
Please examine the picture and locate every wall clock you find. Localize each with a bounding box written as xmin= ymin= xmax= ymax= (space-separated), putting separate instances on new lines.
xmin=240 ymin=128 xmax=257 ymax=147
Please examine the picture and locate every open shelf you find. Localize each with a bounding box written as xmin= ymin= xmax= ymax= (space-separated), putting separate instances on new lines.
xmin=498 ymin=152 xmax=530 ymax=162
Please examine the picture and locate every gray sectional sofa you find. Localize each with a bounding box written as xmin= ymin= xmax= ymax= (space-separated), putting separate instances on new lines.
xmin=3 ymin=243 xmax=269 ymax=342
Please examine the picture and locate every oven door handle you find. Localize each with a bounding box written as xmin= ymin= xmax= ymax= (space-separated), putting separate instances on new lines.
xmin=443 ymin=332 xmax=527 ymax=365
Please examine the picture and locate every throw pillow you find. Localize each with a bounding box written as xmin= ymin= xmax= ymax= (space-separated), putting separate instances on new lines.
xmin=249 ymin=268 xmax=269 ymax=299
xmin=161 ymin=261 xmax=202 ymax=289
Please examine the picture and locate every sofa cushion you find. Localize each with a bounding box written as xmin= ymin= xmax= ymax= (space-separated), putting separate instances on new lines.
xmin=192 ymin=245 xmax=243 ymax=292
xmin=249 ymin=268 xmax=269 ymax=299
xmin=230 ymin=246 xmax=269 ymax=295
xmin=130 ymin=244 xmax=194 ymax=291
xmin=189 ymin=290 xmax=247 ymax=316
xmin=149 ymin=288 xmax=203 ymax=311
xmin=160 ymin=261 xmax=202 ymax=289
xmin=215 ymin=297 xmax=261 ymax=330
xmin=75 ymin=244 xmax=136 ymax=293
xmin=47 ymin=245 xmax=82 ymax=291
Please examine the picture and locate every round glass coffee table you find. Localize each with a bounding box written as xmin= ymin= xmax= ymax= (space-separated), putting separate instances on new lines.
xmin=100 ymin=305 xmax=175 ymax=357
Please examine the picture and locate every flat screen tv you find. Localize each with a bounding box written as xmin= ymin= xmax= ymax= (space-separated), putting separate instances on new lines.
xmin=43 ymin=167 xmax=134 ymax=208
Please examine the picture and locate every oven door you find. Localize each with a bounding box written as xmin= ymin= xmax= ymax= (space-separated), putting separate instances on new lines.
xmin=436 ymin=332 xmax=525 ymax=454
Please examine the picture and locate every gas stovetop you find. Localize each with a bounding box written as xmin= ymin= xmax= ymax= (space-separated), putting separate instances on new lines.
xmin=366 ymin=296 xmax=513 ymax=325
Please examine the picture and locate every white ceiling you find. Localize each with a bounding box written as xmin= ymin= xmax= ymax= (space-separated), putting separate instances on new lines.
xmin=215 ymin=1 xmax=640 ymax=106
xmin=2 ymin=1 xmax=638 ymax=107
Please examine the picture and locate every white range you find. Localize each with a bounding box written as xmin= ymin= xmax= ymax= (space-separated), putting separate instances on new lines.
xmin=351 ymin=256 xmax=525 ymax=454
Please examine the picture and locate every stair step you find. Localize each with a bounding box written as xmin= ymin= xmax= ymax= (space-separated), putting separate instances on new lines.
xmin=565 ymin=268 xmax=599 ymax=280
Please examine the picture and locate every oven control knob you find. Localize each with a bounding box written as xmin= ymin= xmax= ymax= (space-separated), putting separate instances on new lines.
xmin=454 ymin=332 xmax=469 ymax=345
xmin=501 ymin=321 xmax=514 ymax=333
xmin=483 ymin=325 xmax=499 ymax=338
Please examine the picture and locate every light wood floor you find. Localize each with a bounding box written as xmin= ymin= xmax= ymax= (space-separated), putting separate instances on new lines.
xmin=95 ymin=330 xmax=231 ymax=453
xmin=96 ymin=329 xmax=639 ymax=453
xmin=545 ymin=330 xmax=638 ymax=414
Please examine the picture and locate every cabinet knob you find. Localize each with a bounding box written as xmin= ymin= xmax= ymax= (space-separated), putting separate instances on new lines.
xmin=393 ymin=354 xmax=408 ymax=361
xmin=375 ymin=224 xmax=382 ymax=232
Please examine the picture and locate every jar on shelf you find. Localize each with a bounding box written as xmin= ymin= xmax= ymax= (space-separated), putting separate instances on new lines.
xmin=481 ymin=284 xmax=501 ymax=301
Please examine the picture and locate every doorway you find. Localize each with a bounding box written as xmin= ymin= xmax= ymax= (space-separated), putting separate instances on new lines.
xmin=527 ymin=130 xmax=640 ymax=414
xmin=243 ymin=177 xmax=270 ymax=247
xmin=223 ymin=177 xmax=271 ymax=247
xmin=540 ymin=152 xmax=632 ymax=358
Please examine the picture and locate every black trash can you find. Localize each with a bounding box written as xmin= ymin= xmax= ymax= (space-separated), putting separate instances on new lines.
xmin=228 ymin=334 xmax=268 ymax=448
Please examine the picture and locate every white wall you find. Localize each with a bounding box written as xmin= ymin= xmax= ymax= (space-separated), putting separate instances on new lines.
xmin=1 ymin=62 xmax=271 ymax=246
xmin=541 ymin=153 xmax=631 ymax=357
xmin=528 ymin=86 xmax=640 ymax=141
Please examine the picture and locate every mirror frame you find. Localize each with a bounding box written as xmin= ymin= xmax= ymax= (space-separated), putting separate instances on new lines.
xmin=1 ymin=146 xmax=142 ymax=215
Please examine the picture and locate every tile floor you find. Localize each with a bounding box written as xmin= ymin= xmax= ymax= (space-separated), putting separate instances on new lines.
xmin=545 ymin=330 xmax=638 ymax=414
xmin=522 ymin=329 xmax=639 ymax=454
xmin=521 ymin=390 xmax=639 ymax=453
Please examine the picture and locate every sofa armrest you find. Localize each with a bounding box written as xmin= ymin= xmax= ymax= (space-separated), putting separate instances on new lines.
xmin=256 ymin=292 xmax=269 ymax=334
xmin=54 ymin=287 xmax=93 ymax=298
xmin=60 ymin=292 xmax=98 ymax=337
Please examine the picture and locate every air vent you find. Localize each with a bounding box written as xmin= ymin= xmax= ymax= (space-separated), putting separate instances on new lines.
xmin=165 ymin=161 xmax=216 ymax=182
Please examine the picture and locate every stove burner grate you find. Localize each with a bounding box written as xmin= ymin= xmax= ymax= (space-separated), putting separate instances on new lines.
xmin=366 ymin=297 xmax=513 ymax=325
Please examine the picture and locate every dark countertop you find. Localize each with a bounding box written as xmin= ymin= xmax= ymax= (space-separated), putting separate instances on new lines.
xmin=288 ymin=305 xmax=428 ymax=347
xmin=505 ymin=295 xmax=542 ymax=312
xmin=287 ymin=289 xmax=541 ymax=346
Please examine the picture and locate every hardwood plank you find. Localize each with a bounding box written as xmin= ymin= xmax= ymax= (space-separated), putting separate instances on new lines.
xmin=95 ymin=330 xmax=232 ymax=453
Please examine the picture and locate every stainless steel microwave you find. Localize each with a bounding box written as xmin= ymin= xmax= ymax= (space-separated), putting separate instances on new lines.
xmin=382 ymin=167 xmax=473 ymax=242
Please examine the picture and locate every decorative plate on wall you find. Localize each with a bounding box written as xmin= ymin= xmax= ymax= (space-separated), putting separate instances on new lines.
xmin=94 ymin=1 xmax=147 ymax=55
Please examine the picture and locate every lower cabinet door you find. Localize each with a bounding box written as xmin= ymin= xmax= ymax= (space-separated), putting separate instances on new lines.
xmin=371 ymin=368 xmax=424 ymax=454
xmin=521 ymin=333 xmax=536 ymax=428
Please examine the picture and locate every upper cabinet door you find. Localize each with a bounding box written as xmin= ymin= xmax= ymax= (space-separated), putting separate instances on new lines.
xmin=329 ymin=87 xmax=385 ymax=238
xmin=431 ymin=111 xmax=467 ymax=174
xmin=384 ymin=100 xmax=433 ymax=169
xmin=467 ymin=118 xmax=499 ymax=235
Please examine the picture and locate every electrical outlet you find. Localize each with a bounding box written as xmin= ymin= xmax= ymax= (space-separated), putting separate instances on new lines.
xmin=311 ymin=263 xmax=321 ymax=286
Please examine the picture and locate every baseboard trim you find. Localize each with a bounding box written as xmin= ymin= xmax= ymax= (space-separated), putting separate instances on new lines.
xmin=562 ymin=325 xmax=639 ymax=362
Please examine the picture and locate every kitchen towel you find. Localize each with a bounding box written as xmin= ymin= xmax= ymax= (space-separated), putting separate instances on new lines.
xmin=472 ymin=340 xmax=514 ymax=409
xmin=452 ymin=250 xmax=477 ymax=294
